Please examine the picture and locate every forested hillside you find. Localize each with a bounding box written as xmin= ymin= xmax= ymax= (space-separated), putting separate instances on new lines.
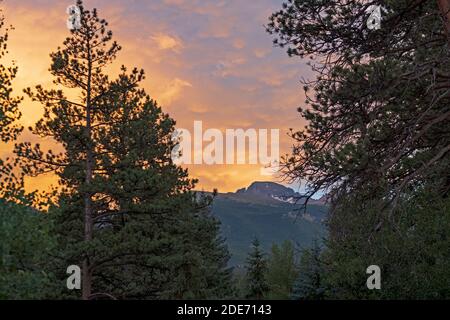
xmin=212 ymin=182 xmax=326 ymax=266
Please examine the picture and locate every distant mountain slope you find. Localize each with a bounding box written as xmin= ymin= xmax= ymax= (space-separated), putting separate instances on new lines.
xmin=211 ymin=182 xmax=328 ymax=266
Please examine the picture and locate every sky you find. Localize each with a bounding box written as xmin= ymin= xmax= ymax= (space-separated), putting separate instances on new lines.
xmin=1 ymin=0 xmax=312 ymax=193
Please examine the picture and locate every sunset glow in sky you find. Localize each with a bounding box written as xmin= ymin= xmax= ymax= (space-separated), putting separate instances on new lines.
xmin=1 ymin=0 xmax=311 ymax=193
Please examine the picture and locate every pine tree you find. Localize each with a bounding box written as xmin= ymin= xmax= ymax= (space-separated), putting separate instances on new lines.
xmin=244 ymin=238 xmax=269 ymax=300
xmin=266 ymin=240 xmax=298 ymax=299
xmin=267 ymin=0 xmax=450 ymax=207
xmin=0 ymin=5 xmax=24 ymax=200
xmin=0 ymin=6 xmax=51 ymax=299
xmin=170 ymin=205 xmax=234 ymax=299
xmin=291 ymin=242 xmax=325 ymax=300
xmin=0 ymin=6 xmax=22 ymax=144
xmin=15 ymin=1 xmax=122 ymax=298
xmin=0 ymin=200 xmax=55 ymax=299
xmin=268 ymin=0 xmax=450 ymax=299
xmin=324 ymin=189 xmax=450 ymax=299
xmin=15 ymin=0 xmax=231 ymax=300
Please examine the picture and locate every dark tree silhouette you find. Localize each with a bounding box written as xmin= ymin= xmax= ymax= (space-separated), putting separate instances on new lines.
xmin=15 ymin=0 xmax=232 ymax=299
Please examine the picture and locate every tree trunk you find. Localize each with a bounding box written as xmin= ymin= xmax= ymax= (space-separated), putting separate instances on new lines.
xmin=82 ymin=38 xmax=94 ymax=301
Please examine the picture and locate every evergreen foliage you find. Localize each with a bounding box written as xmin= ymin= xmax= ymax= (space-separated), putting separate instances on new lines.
xmin=0 ymin=6 xmax=22 ymax=143
xmin=14 ymin=0 xmax=232 ymax=299
xmin=244 ymin=238 xmax=269 ymax=299
xmin=0 ymin=200 xmax=55 ymax=299
xmin=266 ymin=240 xmax=298 ymax=300
xmin=268 ymin=0 xmax=450 ymax=299
xmin=291 ymin=241 xmax=325 ymax=300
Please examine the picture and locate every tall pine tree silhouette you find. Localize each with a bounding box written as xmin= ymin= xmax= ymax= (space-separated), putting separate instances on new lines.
xmin=16 ymin=0 xmax=231 ymax=299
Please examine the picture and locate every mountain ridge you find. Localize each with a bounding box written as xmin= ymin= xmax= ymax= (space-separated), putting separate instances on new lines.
xmin=211 ymin=181 xmax=328 ymax=266
xmin=220 ymin=181 xmax=328 ymax=206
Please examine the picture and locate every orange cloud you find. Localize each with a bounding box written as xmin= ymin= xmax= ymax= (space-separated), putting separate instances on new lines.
xmin=157 ymin=78 xmax=192 ymax=106
xmin=152 ymin=33 xmax=184 ymax=52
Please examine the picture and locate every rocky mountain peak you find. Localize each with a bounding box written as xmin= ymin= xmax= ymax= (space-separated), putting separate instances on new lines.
xmin=236 ymin=181 xmax=298 ymax=197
